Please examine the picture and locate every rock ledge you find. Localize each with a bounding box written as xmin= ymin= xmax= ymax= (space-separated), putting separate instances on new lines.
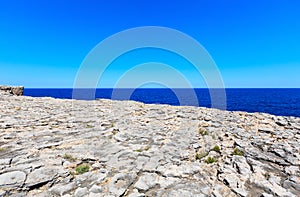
xmin=0 ymin=85 xmax=24 ymax=96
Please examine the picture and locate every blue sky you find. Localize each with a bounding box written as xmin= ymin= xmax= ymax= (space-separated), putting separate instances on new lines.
xmin=0 ymin=0 xmax=299 ymax=88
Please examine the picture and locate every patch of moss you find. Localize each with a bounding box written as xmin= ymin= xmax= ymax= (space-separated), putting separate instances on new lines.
xmin=199 ymin=128 xmax=209 ymax=136
xmin=212 ymin=145 xmax=221 ymax=153
xmin=233 ymin=148 xmax=244 ymax=156
xmin=75 ymin=164 xmax=90 ymax=175
xmin=205 ymin=156 xmax=217 ymax=164
xmin=195 ymin=152 xmax=208 ymax=160
xmin=212 ymin=133 xmax=216 ymax=140
xmin=135 ymin=149 xmax=143 ymax=152
xmin=70 ymin=171 xmax=76 ymax=176
xmin=63 ymin=154 xmax=76 ymax=162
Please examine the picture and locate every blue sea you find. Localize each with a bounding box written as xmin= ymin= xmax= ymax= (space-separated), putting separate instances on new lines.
xmin=23 ymin=88 xmax=300 ymax=117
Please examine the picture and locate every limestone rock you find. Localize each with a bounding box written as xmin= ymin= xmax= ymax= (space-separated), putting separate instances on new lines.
xmin=0 ymin=171 xmax=26 ymax=188
xmin=0 ymin=91 xmax=300 ymax=196
xmin=0 ymin=85 xmax=24 ymax=96
xmin=25 ymin=167 xmax=57 ymax=188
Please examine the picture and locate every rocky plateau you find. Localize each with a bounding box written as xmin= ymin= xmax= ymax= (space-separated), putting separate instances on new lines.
xmin=0 ymin=89 xmax=299 ymax=196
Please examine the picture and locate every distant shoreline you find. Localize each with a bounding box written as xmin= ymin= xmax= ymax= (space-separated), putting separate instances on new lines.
xmin=23 ymin=88 xmax=300 ymax=118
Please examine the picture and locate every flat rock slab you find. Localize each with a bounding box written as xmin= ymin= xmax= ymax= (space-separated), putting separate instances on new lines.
xmin=25 ymin=167 xmax=57 ymax=188
xmin=0 ymin=171 xmax=26 ymax=188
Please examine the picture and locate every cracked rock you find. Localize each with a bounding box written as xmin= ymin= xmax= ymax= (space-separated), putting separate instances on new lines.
xmin=0 ymin=171 xmax=26 ymax=188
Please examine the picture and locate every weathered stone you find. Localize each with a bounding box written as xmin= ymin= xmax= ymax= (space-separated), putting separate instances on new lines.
xmin=0 ymin=85 xmax=24 ymax=96
xmin=25 ymin=167 xmax=57 ymax=188
xmin=223 ymin=173 xmax=241 ymax=188
xmin=108 ymin=173 xmax=136 ymax=196
xmin=260 ymin=193 xmax=273 ymax=197
xmin=128 ymin=189 xmax=145 ymax=197
xmin=11 ymin=87 xmax=24 ymax=96
xmin=232 ymin=187 xmax=248 ymax=197
xmin=258 ymin=127 xmax=274 ymax=134
xmin=0 ymin=158 xmax=11 ymax=166
xmin=134 ymin=173 xmax=158 ymax=191
xmin=284 ymin=166 xmax=299 ymax=175
xmin=283 ymin=177 xmax=300 ymax=192
xmin=74 ymin=187 xmax=88 ymax=197
xmin=0 ymin=171 xmax=26 ymax=188
xmin=232 ymin=155 xmax=251 ymax=175
xmin=49 ymin=182 xmax=76 ymax=196
xmin=0 ymin=190 xmax=6 ymax=197
xmin=89 ymin=184 xmax=103 ymax=193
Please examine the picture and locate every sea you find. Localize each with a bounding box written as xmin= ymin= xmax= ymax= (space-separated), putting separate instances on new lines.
xmin=23 ymin=88 xmax=300 ymax=118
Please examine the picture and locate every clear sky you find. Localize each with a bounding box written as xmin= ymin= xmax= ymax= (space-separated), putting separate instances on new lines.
xmin=0 ymin=0 xmax=299 ymax=88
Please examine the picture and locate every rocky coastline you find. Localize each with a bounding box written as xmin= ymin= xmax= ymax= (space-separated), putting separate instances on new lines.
xmin=0 ymin=88 xmax=299 ymax=196
xmin=0 ymin=86 xmax=24 ymax=96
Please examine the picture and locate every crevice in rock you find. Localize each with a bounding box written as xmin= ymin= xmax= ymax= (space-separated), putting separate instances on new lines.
xmin=27 ymin=180 xmax=51 ymax=191
xmin=245 ymin=157 xmax=255 ymax=173
xmin=120 ymin=170 xmax=142 ymax=197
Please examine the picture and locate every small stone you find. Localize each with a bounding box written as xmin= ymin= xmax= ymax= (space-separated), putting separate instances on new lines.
xmin=223 ymin=174 xmax=240 ymax=188
xmin=86 ymin=193 xmax=98 ymax=197
xmin=89 ymin=184 xmax=103 ymax=193
xmin=283 ymin=179 xmax=300 ymax=192
xmin=272 ymin=149 xmax=286 ymax=158
xmin=285 ymin=166 xmax=299 ymax=175
xmin=275 ymin=120 xmax=287 ymax=126
xmin=50 ymin=182 xmax=76 ymax=196
xmin=91 ymin=162 xmax=102 ymax=169
xmin=258 ymin=127 xmax=274 ymax=134
xmin=62 ymin=195 xmax=72 ymax=197
xmin=260 ymin=193 xmax=273 ymax=197
xmin=0 ymin=158 xmax=11 ymax=165
xmin=63 ymin=161 xmax=73 ymax=168
xmin=74 ymin=187 xmax=88 ymax=197
xmin=128 ymin=189 xmax=145 ymax=197
xmin=232 ymin=156 xmax=251 ymax=175
xmin=0 ymin=190 xmax=7 ymax=197
xmin=134 ymin=173 xmax=158 ymax=191
xmin=232 ymin=188 xmax=248 ymax=197
xmin=109 ymin=173 xmax=136 ymax=196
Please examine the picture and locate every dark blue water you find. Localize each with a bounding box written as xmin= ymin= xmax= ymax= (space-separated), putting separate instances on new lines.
xmin=23 ymin=88 xmax=300 ymax=117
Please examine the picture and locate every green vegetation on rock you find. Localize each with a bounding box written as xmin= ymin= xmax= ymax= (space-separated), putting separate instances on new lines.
xmin=205 ymin=156 xmax=217 ymax=164
xmin=75 ymin=164 xmax=90 ymax=175
xmin=199 ymin=128 xmax=209 ymax=136
xmin=233 ymin=148 xmax=244 ymax=156
xmin=63 ymin=154 xmax=76 ymax=162
xmin=195 ymin=152 xmax=208 ymax=160
xmin=212 ymin=145 xmax=221 ymax=153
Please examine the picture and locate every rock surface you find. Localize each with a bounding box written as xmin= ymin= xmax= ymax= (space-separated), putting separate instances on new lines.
xmin=0 ymin=91 xmax=299 ymax=196
xmin=0 ymin=86 xmax=24 ymax=96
